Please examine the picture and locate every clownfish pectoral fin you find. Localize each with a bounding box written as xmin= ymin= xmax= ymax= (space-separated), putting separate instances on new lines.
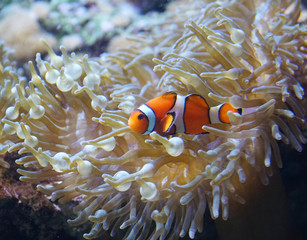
xmin=161 ymin=112 xmax=176 ymax=133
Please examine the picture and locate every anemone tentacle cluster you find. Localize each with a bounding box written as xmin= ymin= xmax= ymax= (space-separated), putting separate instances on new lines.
xmin=0 ymin=0 xmax=306 ymax=240
xmin=0 ymin=42 xmax=26 ymax=168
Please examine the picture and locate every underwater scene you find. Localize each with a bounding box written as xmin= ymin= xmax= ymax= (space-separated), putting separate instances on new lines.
xmin=0 ymin=0 xmax=307 ymax=240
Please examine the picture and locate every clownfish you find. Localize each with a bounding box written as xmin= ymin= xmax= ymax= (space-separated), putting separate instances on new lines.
xmin=128 ymin=92 xmax=242 ymax=135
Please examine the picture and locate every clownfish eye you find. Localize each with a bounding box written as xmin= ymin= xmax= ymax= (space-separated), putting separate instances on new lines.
xmin=137 ymin=114 xmax=145 ymax=120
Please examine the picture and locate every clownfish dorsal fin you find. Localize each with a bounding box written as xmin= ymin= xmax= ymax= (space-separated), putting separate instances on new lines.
xmin=161 ymin=112 xmax=176 ymax=133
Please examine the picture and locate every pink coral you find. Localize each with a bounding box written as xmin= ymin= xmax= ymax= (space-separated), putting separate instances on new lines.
xmin=0 ymin=4 xmax=56 ymax=61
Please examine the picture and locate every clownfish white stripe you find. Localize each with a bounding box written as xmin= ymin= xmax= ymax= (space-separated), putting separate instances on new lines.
xmin=138 ymin=104 xmax=156 ymax=134
xmin=168 ymin=95 xmax=186 ymax=133
xmin=209 ymin=104 xmax=223 ymax=124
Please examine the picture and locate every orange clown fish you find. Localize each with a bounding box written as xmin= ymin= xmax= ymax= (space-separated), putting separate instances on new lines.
xmin=128 ymin=92 xmax=242 ymax=135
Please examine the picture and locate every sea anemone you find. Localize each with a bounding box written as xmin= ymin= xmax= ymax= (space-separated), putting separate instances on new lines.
xmin=0 ymin=0 xmax=306 ymax=240
xmin=0 ymin=42 xmax=26 ymax=168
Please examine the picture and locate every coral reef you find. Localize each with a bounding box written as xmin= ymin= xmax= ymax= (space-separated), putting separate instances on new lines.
xmin=0 ymin=151 xmax=83 ymax=240
xmin=131 ymin=0 xmax=170 ymax=13
xmin=42 ymin=0 xmax=138 ymax=47
xmin=0 ymin=0 xmax=306 ymax=240
xmin=0 ymin=3 xmax=56 ymax=61
xmin=0 ymin=0 xmax=142 ymax=59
